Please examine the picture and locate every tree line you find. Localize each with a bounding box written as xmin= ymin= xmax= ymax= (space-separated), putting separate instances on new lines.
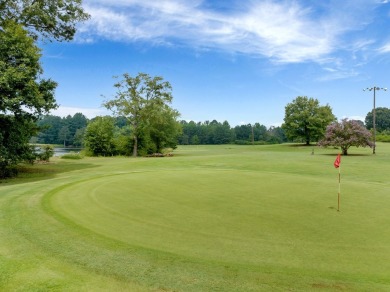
xmin=33 ymin=115 xmax=288 ymax=148
xmin=32 ymin=97 xmax=390 ymax=156
xmin=178 ymin=120 xmax=287 ymax=145
xmin=32 ymin=113 xmax=88 ymax=146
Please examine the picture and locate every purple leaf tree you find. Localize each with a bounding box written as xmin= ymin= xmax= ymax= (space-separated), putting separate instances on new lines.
xmin=318 ymin=119 xmax=374 ymax=155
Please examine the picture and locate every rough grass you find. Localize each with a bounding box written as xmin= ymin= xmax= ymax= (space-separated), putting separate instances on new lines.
xmin=60 ymin=152 xmax=84 ymax=160
xmin=1 ymin=144 xmax=390 ymax=291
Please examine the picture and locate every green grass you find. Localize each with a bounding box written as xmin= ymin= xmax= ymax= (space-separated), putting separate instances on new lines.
xmin=1 ymin=144 xmax=390 ymax=291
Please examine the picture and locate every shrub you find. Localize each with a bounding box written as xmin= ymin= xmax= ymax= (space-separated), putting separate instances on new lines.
xmin=37 ymin=145 xmax=54 ymax=162
xmin=376 ymin=131 xmax=390 ymax=142
xmin=61 ymin=152 xmax=84 ymax=160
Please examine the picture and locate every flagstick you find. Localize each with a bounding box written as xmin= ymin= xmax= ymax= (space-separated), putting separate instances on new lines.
xmin=338 ymin=164 xmax=341 ymax=212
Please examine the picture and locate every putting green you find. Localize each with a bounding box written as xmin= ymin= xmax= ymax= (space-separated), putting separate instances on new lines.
xmin=46 ymin=168 xmax=389 ymax=276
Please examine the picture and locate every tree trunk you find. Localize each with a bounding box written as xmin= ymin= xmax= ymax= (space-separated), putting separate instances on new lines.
xmin=133 ymin=135 xmax=138 ymax=157
xmin=305 ymin=125 xmax=310 ymax=145
xmin=342 ymin=147 xmax=348 ymax=155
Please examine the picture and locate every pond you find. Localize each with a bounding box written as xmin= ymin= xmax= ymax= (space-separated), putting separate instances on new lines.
xmin=54 ymin=148 xmax=83 ymax=157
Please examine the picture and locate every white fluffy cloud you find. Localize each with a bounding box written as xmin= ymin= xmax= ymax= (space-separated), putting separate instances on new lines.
xmin=79 ymin=0 xmax=380 ymax=63
xmin=378 ymin=42 xmax=390 ymax=54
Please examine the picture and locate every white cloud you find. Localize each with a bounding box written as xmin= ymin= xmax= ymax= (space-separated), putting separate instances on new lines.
xmin=79 ymin=0 xmax=378 ymax=64
xmin=323 ymin=67 xmax=338 ymax=72
xmin=378 ymin=42 xmax=390 ymax=54
xmin=317 ymin=68 xmax=359 ymax=81
xmin=50 ymin=106 xmax=110 ymax=119
xmin=341 ymin=115 xmax=365 ymax=122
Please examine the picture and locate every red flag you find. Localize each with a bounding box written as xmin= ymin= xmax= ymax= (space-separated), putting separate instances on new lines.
xmin=334 ymin=154 xmax=341 ymax=168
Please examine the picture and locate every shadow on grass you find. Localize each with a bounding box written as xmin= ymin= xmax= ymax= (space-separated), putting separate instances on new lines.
xmin=0 ymin=161 xmax=100 ymax=186
xmin=287 ymin=143 xmax=317 ymax=147
xmin=287 ymin=144 xmax=373 ymax=157
xmin=320 ymin=153 xmax=372 ymax=157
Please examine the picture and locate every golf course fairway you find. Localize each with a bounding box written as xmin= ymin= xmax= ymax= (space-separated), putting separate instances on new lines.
xmin=1 ymin=144 xmax=389 ymax=291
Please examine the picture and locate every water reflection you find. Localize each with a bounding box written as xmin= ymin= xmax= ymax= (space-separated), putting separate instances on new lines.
xmin=54 ymin=148 xmax=83 ymax=157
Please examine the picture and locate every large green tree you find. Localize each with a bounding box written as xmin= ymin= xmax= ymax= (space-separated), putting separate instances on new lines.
xmin=104 ymin=73 xmax=181 ymax=157
xmin=365 ymin=107 xmax=390 ymax=132
xmin=0 ymin=1 xmax=88 ymax=177
xmin=282 ymin=96 xmax=336 ymax=145
xmin=0 ymin=21 xmax=57 ymax=177
xmin=84 ymin=116 xmax=115 ymax=156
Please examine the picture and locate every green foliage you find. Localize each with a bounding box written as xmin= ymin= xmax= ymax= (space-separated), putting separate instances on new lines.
xmin=36 ymin=113 xmax=88 ymax=146
xmin=35 ymin=115 xmax=63 ymax=144
xmin=282 ymin=96 xmax=336 ymax=145
xmin=365 ymin=107 xmax=390 ymax=132
xmin=234 ymin=139 xmax=252 ymax=145
xmin=179 ymin=120 xmax=287 ymax=145
xmin=104 ymin=72 xmax=181 ymax=156
xmin=376 ymin=130 xmax=390 ymax=142
xmin=234 ymin=140 xmax=268 ymax=145
xmin=112 ymin=126 xmax=133 ymax=156
xmin=190 ymin=134 xmax=200 ymax=145
xmin=0 ymin=116 xmax=39 ymax=178
xmin=0 ymin=20 xmax=57 ymax=116
xmin=0 ymin=0 xmax=90 ymax=41
xmin=84 ymin=116 xmax=115 ymax=156
xmin=148 ymin=105 xmax=182 ymax=152
xmin=0 ymin=20 xmax=58 ymax=177
xmin=0 ymin=0 xmax=89 ymax=177
xmin=61 ymin=152 xmax=83 ymax=160
xmin=73 ymin=127 xmax=86 ymax=147
xmin=161 ymin=147 xmax=174 ymax=155
xmin=37 ymin=145 xmax=55 ymax=162
xmin=58 ymin=126 xmax=70 ymax=147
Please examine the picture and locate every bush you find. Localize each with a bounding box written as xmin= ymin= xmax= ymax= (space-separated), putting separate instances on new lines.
xmin=37 ymin=145 xmax=54 ymax=162
xmin=61 ymin=152 xmax=84 ymax=160
xmin=376 ymin=135 xmax=390 ymax=142
xmin=162 ymin=148 xmax=174 ymax=155
xmin=234 ymin=140 xmax=251 ymax=145
xmin=0 ymin=164 xmax=18 ymax=178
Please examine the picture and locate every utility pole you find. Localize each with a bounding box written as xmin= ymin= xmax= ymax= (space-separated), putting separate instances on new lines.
xmin=251 ymin=124 xmax=254 ymax=145
xmin=363 ymin=86 xmax=387 ymax=154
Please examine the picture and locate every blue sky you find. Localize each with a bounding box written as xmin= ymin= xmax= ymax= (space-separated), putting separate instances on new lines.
xmin=41 ymin=0 xmax=390 ymax=127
